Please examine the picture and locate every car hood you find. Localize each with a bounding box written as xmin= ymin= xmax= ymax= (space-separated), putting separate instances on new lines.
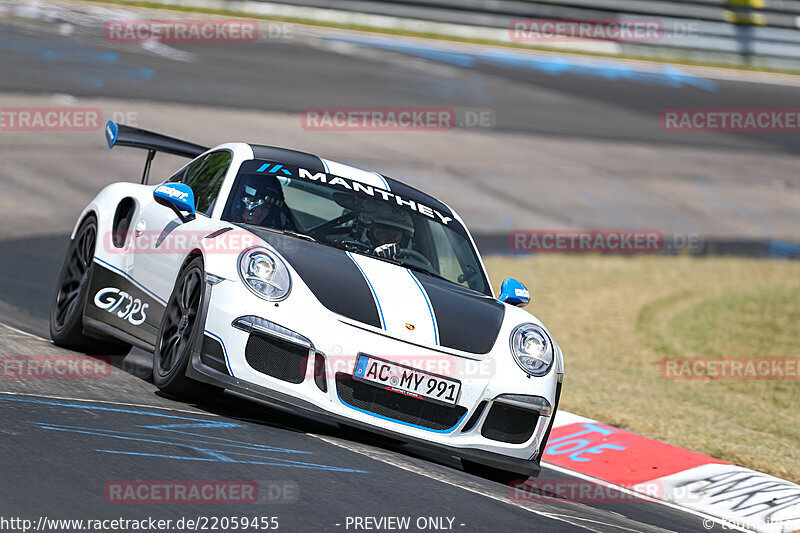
xmin=245 ymin=227 xmax=505 ymax=354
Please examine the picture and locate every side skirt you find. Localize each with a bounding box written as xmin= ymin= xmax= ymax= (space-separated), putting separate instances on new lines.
xmin=83 ymin=316 xmax=155 ymax=353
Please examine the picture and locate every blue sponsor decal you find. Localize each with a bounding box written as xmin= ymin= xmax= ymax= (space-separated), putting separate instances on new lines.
xmin=154 ymin=183 xmax=195 ymax=216
xmin=257 ymin=163 xmax=292 ymax=176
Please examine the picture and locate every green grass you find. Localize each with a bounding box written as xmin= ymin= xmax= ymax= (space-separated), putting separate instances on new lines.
xmin=484 ymin=255 xmax=800 ymax=483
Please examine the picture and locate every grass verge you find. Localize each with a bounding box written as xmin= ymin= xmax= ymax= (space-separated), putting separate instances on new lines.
xmin=484 ymin=255 xmax=800 ymax=483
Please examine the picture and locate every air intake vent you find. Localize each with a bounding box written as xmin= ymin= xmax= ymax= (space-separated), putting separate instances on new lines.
xmin=336 ymin=373 xmax=466 ymax=431
xmin=200 ymin=334 xmax=229 ymax=375
xmin=245 ymin=333 xmax=309 ymax=384
xmin=481 ymin=402 xmax=540 ymax=444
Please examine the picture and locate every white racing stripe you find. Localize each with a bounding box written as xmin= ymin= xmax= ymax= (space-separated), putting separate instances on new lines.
xmin=321 ymin=159 xmax=390 ymax=190
xmin=347 ymin=252 xmax=438 ymax=346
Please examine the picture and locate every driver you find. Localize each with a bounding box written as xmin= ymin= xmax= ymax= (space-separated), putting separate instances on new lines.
xmin=234 ymin=176 xmax=286 ymax=228
xmin=366 ymin=205 xmax=414 ymax=259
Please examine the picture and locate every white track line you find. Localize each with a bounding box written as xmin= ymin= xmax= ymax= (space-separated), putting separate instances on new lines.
xmin=309 ymin=433 xmax=655 ymax=533
xmin=0 ymin=321 xmax=47 ymax=340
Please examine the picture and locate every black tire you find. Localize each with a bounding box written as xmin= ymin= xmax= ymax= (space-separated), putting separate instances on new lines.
xmin=461 ymin=459 xmax=529 ymax=485
xmin=50 ymin=215 xmax=132 ymax=356
xmin=153 ymin=257 xmax=222 ymax=401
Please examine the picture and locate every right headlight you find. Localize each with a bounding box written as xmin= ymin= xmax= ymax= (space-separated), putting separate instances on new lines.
xmin=510 ymin=323 xmax=553 ymax=377
xmin=238 ymin=247 xmax=291 ymax=301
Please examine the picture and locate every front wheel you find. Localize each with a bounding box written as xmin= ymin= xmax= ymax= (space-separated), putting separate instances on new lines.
xmin=153 ymin=257 xmax=221 ymax=401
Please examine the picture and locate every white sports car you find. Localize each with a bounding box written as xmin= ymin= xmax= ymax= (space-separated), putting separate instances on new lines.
xmin=50 ymin=121 xmax=564 ymax=480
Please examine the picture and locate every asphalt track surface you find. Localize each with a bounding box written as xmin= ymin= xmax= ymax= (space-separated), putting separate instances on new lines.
xmin=1 ymin=5 xmax=799 ymax=241
xmin=0 ymin=2 xmax=797 ymax=532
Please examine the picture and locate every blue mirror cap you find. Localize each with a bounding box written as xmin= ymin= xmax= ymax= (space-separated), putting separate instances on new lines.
xmin=498 ymin=278 xmax=530 ymax=307
xmin=105 ymin=121 xmax=119 ymax=149
xmin=154 ymin=183 xmax=196 ymax=215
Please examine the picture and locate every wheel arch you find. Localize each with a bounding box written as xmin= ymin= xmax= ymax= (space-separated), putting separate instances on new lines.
xmin=70 ymin=209 xmax=99 ymax=240
xmin=181 ymin=249 xmax=205 ymax=272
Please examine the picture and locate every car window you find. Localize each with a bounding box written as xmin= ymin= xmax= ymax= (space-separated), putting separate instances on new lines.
xmin=222 ymin=160 xmax=490 ymax=295
xmin=183 ymin=151 xmax=232 ymax=215
xmin=165 ymin=165 xmax=186 ymax=183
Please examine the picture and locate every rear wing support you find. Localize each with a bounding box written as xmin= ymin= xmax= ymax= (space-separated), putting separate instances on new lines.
xmin=104 ymin=121 xmax=209 ymax=184
xmin=142 ymin=149 xmax=156 ymax=185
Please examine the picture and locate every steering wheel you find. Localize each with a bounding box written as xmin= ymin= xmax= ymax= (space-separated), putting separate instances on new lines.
xmin=310 ymin=211 xmax=357 ymax=239
xmin=395 ymin=248 xmax=432 ymax=268
xmin=333 ymin=238 xmax=372 ymax=253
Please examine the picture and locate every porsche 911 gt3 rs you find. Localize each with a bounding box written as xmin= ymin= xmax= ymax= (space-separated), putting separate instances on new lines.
xmin=50 ymin=121 xmax=564 ymax=479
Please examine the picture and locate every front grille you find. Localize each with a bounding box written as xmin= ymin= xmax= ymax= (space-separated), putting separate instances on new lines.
xmin=481 ymin=402 xmax=540 ymax=444
xmin=245 ymin=333 xmax=309 ymax=384
xmin=335 ymin=373 xmax=467 ymax=431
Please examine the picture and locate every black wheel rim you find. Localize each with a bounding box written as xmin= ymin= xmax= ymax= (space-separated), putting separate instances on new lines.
xmin=53 ymin=222 xmax=96 ymax=330
xmin=158 ymin=268 xmax=202 ymax=375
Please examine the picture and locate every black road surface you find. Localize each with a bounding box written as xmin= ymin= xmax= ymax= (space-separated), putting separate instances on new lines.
xmin=0 ymin=17 xmax=799 ymax=153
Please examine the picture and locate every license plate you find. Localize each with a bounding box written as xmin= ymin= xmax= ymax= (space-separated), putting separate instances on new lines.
xmin=352 ymin=354 xmax=461 ymax=406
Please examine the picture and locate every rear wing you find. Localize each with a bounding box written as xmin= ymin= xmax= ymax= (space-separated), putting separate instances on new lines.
xmin=105 ymin=121 xmax=209 ymax=184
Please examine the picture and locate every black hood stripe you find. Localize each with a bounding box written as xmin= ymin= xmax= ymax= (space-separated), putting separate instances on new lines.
xmin=242 ymin=227 xmax=503 ymax=354
xmin=243 ymin=227 xmax=382 ymax=329
xmin=416 ymin=275 xmax=505 ymax=354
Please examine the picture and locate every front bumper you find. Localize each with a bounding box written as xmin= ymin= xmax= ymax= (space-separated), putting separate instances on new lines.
xmin=188 ymin=275 xmax=562 ymax=477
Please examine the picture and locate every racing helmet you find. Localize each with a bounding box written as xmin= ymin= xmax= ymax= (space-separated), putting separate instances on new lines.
xmin=238 ymin=175 xmax=285 ymax=213
xmin=368 ymin=204 xmax=414 ymax=247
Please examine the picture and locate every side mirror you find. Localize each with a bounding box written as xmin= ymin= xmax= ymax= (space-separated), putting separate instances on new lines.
xmin=154 ymin=183 xmax=196 ymax=223
xmin=498 ymin=278 xmax=530 ymax=307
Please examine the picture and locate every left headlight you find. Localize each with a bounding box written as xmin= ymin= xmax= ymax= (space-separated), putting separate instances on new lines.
xmin=238 ymin=247 xmax=291 ymax=301
xmin=510 ymin=323 xmax=553 ymax=377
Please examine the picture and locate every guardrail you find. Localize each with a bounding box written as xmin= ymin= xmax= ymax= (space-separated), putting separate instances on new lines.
xmin=253 ymin=0 xmax=800 ymax=70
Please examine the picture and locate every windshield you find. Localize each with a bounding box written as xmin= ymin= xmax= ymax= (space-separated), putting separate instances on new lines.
xmin=222 ymin=159 xmax=489 ymax=295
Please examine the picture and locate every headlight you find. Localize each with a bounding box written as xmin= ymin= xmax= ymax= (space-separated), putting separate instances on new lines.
xmin=510 ymin=323 xmax=553 ymax=377
xmin=238 ymin=247 xmax=291 ymax=301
